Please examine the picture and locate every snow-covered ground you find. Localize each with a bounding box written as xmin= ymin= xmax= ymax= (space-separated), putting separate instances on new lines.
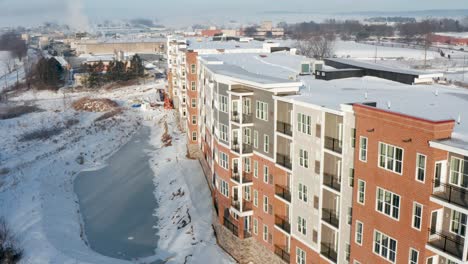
xmin=0 ymin=82 xmax=233 ymax=264
xmin=334 ymin=41 xmax=440 ymax=60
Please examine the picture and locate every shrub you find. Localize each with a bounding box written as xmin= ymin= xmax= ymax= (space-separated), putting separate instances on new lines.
xmin=0 ymin=217 xmax=22 ymax=263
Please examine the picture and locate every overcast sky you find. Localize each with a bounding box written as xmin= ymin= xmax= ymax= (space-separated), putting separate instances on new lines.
xmin=1 ymin=0 xmax=468 ymax=29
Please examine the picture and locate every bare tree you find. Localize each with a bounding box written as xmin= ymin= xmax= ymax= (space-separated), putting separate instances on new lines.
xmin=0 ymin=216 xmax=22 ymax=263
xmin=295 ymin=33 xmax=336 ymax=59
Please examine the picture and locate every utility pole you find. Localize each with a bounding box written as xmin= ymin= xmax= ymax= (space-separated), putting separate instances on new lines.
xmin=374 ymin=45 xmax=378 ymax=63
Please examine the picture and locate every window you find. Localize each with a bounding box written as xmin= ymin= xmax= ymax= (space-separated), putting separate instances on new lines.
xmin=191 ymin=81 xmax=196 ymax=91
xmin=345 ymin=243 xmax=351 ymax=262
xmin=253 ymin=190 xmax=258 ymax=207
xmin=263 ymin=166 xmax=269 ymax=183
xmin=379 ymin=142 xmax=404 ymax=174
xmin=191 ymin=64 xmax=196 ymax=74
xmin=298 ymin=183 xmax=308 ymax=202
xmin=349 ymin=168 xmax=355 ymax=187
xmin=376 ymin=187 xmax=400 ymax=220
xmin=219 ymin=95 xmax=228 ymax=113
xmin=450 ymin=157 xmax=468 ymax=188
xmin=191 ymin=131 xmax=197 ymax=141
xmin=374 ymin=230 xmax=397 ymax=263
xmin=253 ymin=161 xmax=258 ymax=178
xmin=450 ymin=211 xmax=467 ymax=237
xmin=409 ymin=248 xmax=419 ymax=264
xmin=351 ymin=128 xmax=356 ymax=148
xmin=296 ymin=247 xmax=306 ymax=264
xmin=192 ymin=115 xmax=197 ymax=125
xmin=244 ymin=186 xmax=251 ymax=201
xmin=360 ymin=137 xmax=368 ymax=162
xmin=253 ymin=130 xmax=258 ymax=148
xmin=243 ymin=128 xmax=251 ymax=144
xmin=220 ymin=180 xmax=229 ymax=197
xmin=355 ymin=221 xmax=363 ymax=245
xmin=297 ymin=113 xmax=311 ymax=135
xmin=357 ymin=180 xmax=366 ymax=205
xmin=447 ymin=260 xmax=458 ymax=264
xmin=219 ymin=151 xmax=229 ymax=170
xmin=219 ymin=124 xmax=228 ymax=142
xmin=256 ymin=101 xmax=268 ymax=121
xmin=253 ymin=218 xmax=258 ymax=234
xmin=244 ymin=157 xmax=251 ymax=173
xmin=264 ymin=135 xmax=269 ymax=153
xmin=412 ymin=203 xmax=423 ymax=230
xmin=263 ymin=196 xmax=269 ymax=213
xmin=297 ymin=216 xmax=307 ymax=235
xmin=347 ymin=207 xmax=353 ymax=225
xmin=189 ymin=98 xmax=196 ymax=108
xmin=263 ymin=224 xmax=268 ymax=242
xmin=416 ymin=154 xmax=426 ymax=182
xmin=299 ymin=149 xmax=309 ymax=168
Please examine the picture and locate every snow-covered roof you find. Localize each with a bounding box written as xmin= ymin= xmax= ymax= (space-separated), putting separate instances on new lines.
xmin=186 ymin=37 xmax=266 ymax=51
xmin=53 ymin=56 xmax=69 ymax=68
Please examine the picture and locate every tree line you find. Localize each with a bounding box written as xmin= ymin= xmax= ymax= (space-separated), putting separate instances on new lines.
xmin=0 ymin=31 xmax=27 ymax=61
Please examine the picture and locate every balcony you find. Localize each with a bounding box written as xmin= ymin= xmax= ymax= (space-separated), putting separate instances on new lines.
xmin=231 ymin=169 xmax=240 ymax=183
xmin=323 ymin=173 xmax=341 ymax=192
xmin=223 ymin=217 xmax=239 ymax=237
xmin=322 ymin=208 xmax=340 ymax=228
xmin=324 ymin=136 xmax=342 ymax=154
xmin=243 ymin=230 xmax=252 ymax=239
xmin=427 ymin=228 xmax=464 ymax=260
xmin=275 ymin=215 xmax=291 ymax=234
xmin=276 ymin=153 xmax=292 ymax=170
xmin=321 ymin=243 xmax=338 ymax=263
xmin=274 ymin=245 xmax=290 ymax=263
xmin=231 ymin=111 xmax=253 ymax=124
xmin=277 ymin=121 xmax=293 ymax=137
xmin=231 ymin=140 xmax=240 ymax=153
xmin=275 ymin=185 xmax=292 ymax=203
xmin=432 ymin=181 xmax=468 ymax=208
xmin=231 ymin=200 xmax=253 ymax=213
xmin=242 ymin=143 xmax=253 ymax=154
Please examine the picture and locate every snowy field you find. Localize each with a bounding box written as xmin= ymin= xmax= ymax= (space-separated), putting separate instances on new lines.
xmin=334 ymin=41 xmax=440 ymax=60
xmin=0 ymin=82 xmax=233 ymax=264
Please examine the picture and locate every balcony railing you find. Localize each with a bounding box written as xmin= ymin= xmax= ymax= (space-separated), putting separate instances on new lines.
xmin=231 ymin=200 xmax=253 ymax=212
xmin=231 ymin=111 xmax=240 ymax=122
xmin=275 ymin=215 xmax=291 ymax=234
xmin=432 ymin=181 xmax=468 ymax=208
xmin=231 ymin=140 xmax=240 ymax=153
xmin=243 ymin=230 xmax=252 ymax=239
xmin=324 ymin=136 xmax=342 ymax=154
xmin=322 ymin=208 xmax=340 ymax=228
xmin=427 ymin=228 xmax=464 ymax=260
xmin=223 ymin=217 xmax=239 ymax=237
xmin=242 ymin=143 xmax=253 ymax=154
xmin=275 ymin=185 xmax=292 ymax=202
xmin=242 ymin=114 xmax=253 ymax=124
xmin=274 ymin=245 xmax=290 ymax=263
xmin=231 ymin=112 xmax=253 ymax=124
xmin=277 ymin=121 xmax=293 ymax=137
xmin=231 ymin=169 xmax=240 ymax=183
xmin=321 ymin=243 xmax=338 ymax=263
xmin=276 ymin=153 xmax=292 ymax=170
xmin=323 ymin=173 xmax=341 ymax=192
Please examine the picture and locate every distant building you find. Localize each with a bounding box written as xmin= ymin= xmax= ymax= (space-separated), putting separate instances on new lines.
xmin=242 ymin=21 xmax=285 ymax=39
xmin=72 ymin=38 xmax=166 ymax=55
xmin=430 ymin=33 xmax=468 ymax=46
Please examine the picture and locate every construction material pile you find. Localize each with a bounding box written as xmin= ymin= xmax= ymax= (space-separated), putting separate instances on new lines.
xmin=72 ymin=97 xmax=119 ymax=112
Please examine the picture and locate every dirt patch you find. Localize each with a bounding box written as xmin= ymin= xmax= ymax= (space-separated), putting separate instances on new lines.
xmin=94 ymin=108 xmax=123 ymax=122
xmin=72 ymin=97 xmax=119 ymax=112
xmin=0 ymin=105 xmax=42 ymax=120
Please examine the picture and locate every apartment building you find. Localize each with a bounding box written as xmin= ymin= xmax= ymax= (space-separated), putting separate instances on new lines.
xmin=171 ymin=48 xmax=468 ymax=264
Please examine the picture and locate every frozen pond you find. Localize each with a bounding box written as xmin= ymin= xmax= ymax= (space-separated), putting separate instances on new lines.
xmin=74 ymin=126 xmax=159 ymax=260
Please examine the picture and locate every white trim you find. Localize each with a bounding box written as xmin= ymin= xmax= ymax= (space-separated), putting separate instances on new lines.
xmin=355 ymin=220 xmax=364 ymax=246
xmin=412 ymin=202 xmax=423 ymax=231
xmin=375 ymin=187 xmax=401 ymax=221
xmin=430 ymin=140 xmax=468 ymax=157
xmin=415 ymin=153 xmax=427 ymax=183
xmin=408 ymin=248 xmax=419 ymax=264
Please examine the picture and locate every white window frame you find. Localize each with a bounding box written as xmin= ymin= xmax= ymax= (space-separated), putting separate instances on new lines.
xmin=253 ymin=160 xmax=258 ymax=178
xmin=263 ymin=165 xmax=269 ymax=183
xmin=253 ymin=218 xmax=258 ymax=235
xmin=253 ymin=130 xmax=258 ymax=148
xmin=409 ymin=248 xmax=419 ymax=264
xmin=355 ymin=221 xmax=363 ymax=245
xmin=378 ymin=142 xmax=404 ymax=175
xmin=256 ymin=101 xmax=268 ymax=121
xmin=376 ymin=187 xmax=401 ymax=220
xmin=357 ymin=180 xmax=366 ymax=205
xmin=264 ymin=134 xmax=269 ymax=153
xmin=263 ymin=224 xmax=268 ymax=242
xmin=244 ymin=157 xmax=251 ymax=173
xmin=450 ymin=210 xmax=467 ymax=237
xmin=360 ymin=136 xmax=368 ymax=162
xmin=191 ymin=98 xmax=196 ymax=108
xmin=297 ymin=113 xmax=311 ymax=135
xmin=297 ymin=216 xmax=307 ymax=235
xmin=373 ymin=230 xmax=398 ymax=263
xmin=191 ymin=131 xmax=197 ymax=141
xmin=220 ymin=180 xmax=229 ymax=197
xmin=219 ymin=124 xmax=229 ymax=142
xmin=450 ymin=157 xmax=467 ymax=188
xmin=298 ymin=183 xmax=308 ymax=203
xmin=219 ymin=95 xmax=228 ymax=113
xmin=191 ymin=81 xmax=196 ymax=91
xmin=244 ymin=186 xmax=251 ymax=201
xmin=299 ymin=149 xmax=309 ymax=168
xmin=253 ymin=190 xmax=258 ymax=207
xmin=219 ymin=151 xmax=229 ymax=170
xmin=191 ymin=115 xmax=197 ymax=125
xmin=296 ymin=247 xmax=306 ymax=264
xmin=263 ymin=195 xmax=269 ymax=213
xmin=412 ymin=202 xmax=423 ymax=231
xmin=415 ymin=153 xmax=426 ymax=183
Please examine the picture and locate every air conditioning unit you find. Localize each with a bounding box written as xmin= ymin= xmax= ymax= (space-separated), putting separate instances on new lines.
xmin=300 ymin=61 xmax=312 ymax=75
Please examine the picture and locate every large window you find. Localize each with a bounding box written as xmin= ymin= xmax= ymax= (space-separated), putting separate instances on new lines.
xmin=220 ymin=180 xmax=229 ymax=197
xmin=355 ymin=221 xmax=363 ymax=245
xmin=219 ymin=95 xmax=228 ymax=113
xmin=416 ymin=154 xmax=426 ymax=182
xmin=376 ymin=187 xmax=400 ymax=220
xmin=298 ymin=183 xmax=308 ymax=203
xmin=219 ymin=124 xmax=229 ymax=142
xmin=409 ymin=248 xmax=419 ymax=264
xmin=296 ymin=247 xmax=306 ymax=264
xmin=450 ymin=157 xmax=468 ymax=188
xmin=219 ymin=151 xmax=229 ymax=170
xmin=299 ymin=149 xmax=309 ymax=168
xmin=379 ymin=142 xmax=404 ymax=174
xmin=374 ymin=230 xmax=397 ymax=263
xmin=412 ymin=202 xmax=422 ymax=230
xmin=357 ymin=180 xmax=366 ymax=205
xmin=450 ymin=211 xmax=467 ymax=237
xmin=360 ymin=137 xmax=368 ymax=162
xmin=256 ymin=101 xmax=268 ymax=121
xmin=297 ymin=216 xmax=307 ymax=235
xmin=297 ymin=113 xmax=311 ymax=135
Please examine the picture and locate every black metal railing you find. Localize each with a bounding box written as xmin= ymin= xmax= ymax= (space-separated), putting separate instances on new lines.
xmin=427 ymin=228 xmax=464 ymax=259
xmin=432 ymin=180 xmax=468 ymax=208
xmin=231 ymin=140 xmax=240 ymax=153
xmin=276 ymin=153 xmax=292 ymax=170
xmin=324 ymin=136 xmax=342 ymax=154
xmin=277 ymin=121 xmax=293 ymax=136
xmin=231 ymin=170 xmax=240 ymax=183
xmin=275 ymin=215 xmax=291 ymax=234
xmin=243 ymin=171 xmax=253 ymax=183
xmin=242 ymin=114 xmax=253 ymax=123
xmin=231 ymin=111 xmax=240 ymax=122
xmin=231 ymin=200 xmax=241 ymax=211
xmin=243 ymin=230 xmax=252 ymax=239
xmin=322 ymin=208 xmax=340 ymax=228
xmin=275 ymin=185 xmax=292 ymax=202
xmin=274 ymin=246 xmax=290 ymax=263
xmin=242 ymin=143 xmax=253 ymax=154
xmin=320 ymin=243 xmax=338 ymax=263
xmin=223 ymin=217 xmax=239 ymax=237
xmin=323 ymin=173 xmax=341 ymax=192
